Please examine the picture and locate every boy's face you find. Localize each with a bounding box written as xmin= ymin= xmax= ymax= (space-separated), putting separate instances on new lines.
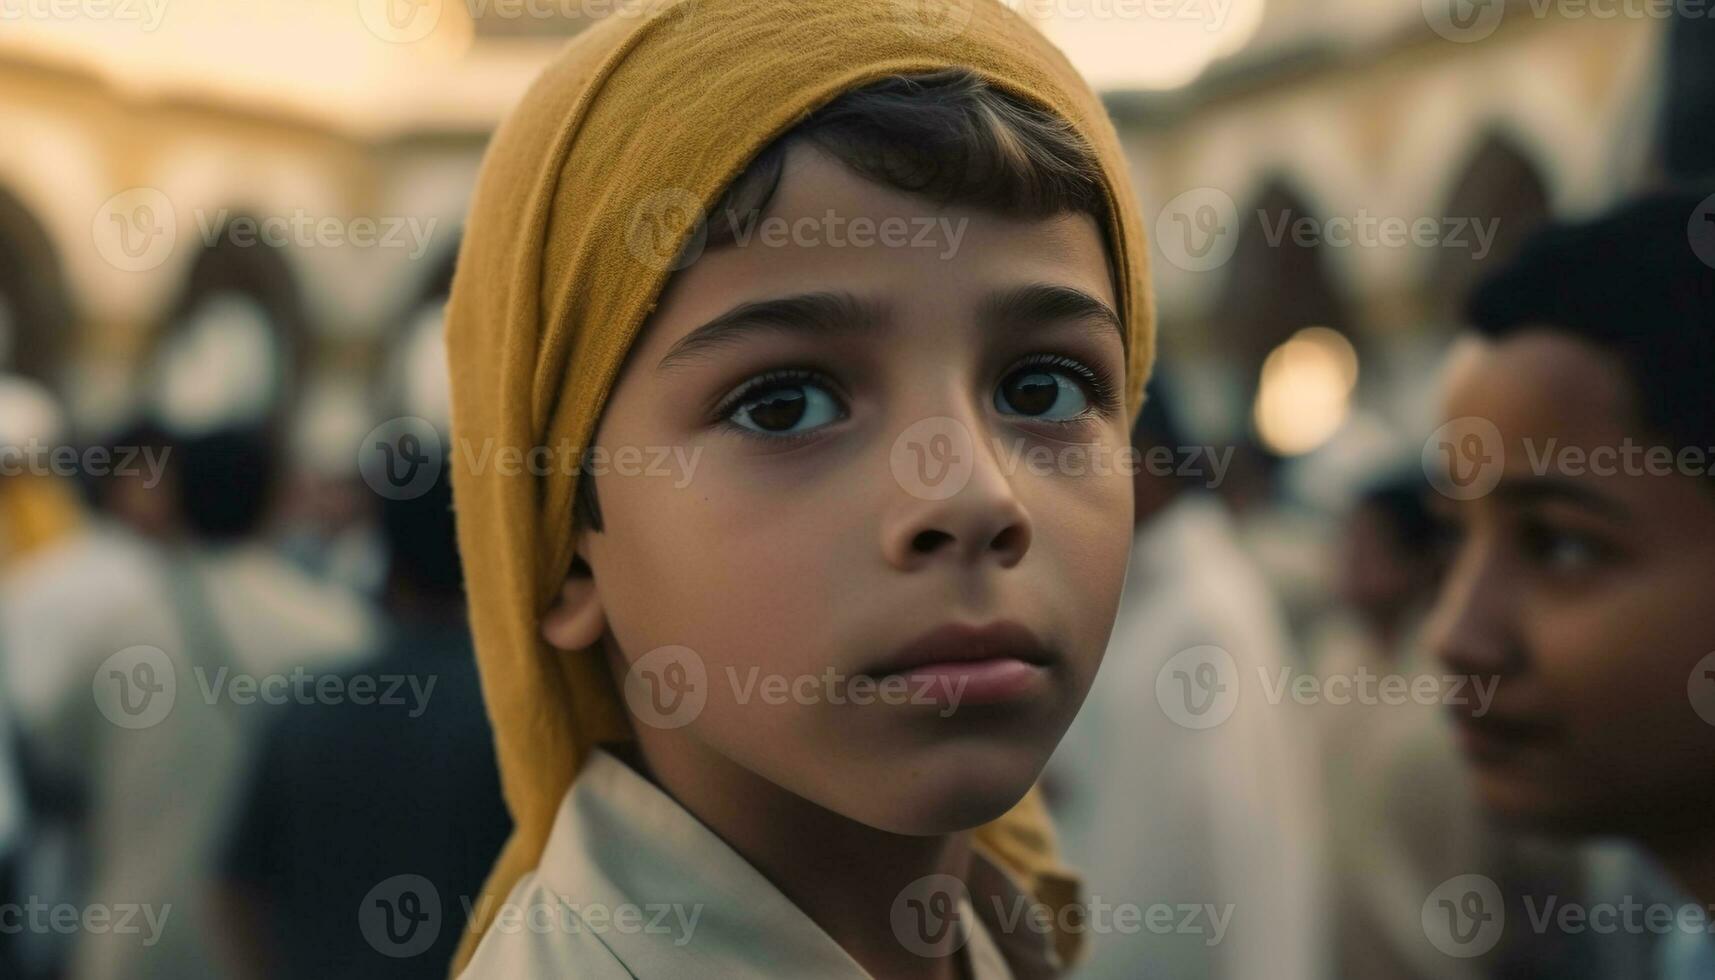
xmin=569 ymin=143 xmax=1133 ymax=834
xmin=1428 ymin=329 xmax=1715 ymax=838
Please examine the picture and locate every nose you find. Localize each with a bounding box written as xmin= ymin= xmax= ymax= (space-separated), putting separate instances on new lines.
xmin=1427 ymin=538 xmax=1519 ymax=678
xmin=880 ymin=426 xmax=1033 ymax=573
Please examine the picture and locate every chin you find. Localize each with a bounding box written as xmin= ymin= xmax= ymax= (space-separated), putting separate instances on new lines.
xmin=853 ymin=743 xmax=1048 ymax=836
xmin=1471 ymin=771 xmax=1618 ymax=839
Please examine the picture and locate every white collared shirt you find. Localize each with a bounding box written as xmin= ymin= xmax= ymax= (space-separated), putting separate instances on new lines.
xmin=461 ymin=748 xmax=1041 ymax=979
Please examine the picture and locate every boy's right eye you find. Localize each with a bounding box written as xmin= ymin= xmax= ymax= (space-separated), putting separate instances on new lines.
xmin=719 ymin=369 xmax=845 ymax=439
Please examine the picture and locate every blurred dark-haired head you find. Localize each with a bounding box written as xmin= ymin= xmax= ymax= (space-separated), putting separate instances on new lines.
xmin=1129 ymin=377 xmax=1204 ymax=525
xmin=1424 ymin=190 xmax=1715 ymax=840
xmin=175 ymin=425 xmax=279 ymax=542
xmin=1464 ymin=188 xmax=1715 ymax=472
xmin=88 ymin=419 xmax=177 ymax=539
xmin=1340 ymin=470 xmax=1442 ymax=650
xmin=379 ymin=461 xmax=463 ymax=607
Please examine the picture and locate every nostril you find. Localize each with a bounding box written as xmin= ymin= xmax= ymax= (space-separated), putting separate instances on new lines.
xmin=911 ymin=529 xmax=953 ymax=554
xmin=989 ymin=524 xmax=1026 ymax=555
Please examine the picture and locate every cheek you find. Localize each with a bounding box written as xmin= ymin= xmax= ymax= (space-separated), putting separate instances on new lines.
xmin=1533 ymin=562 xmax=1715 ymax=747
xmin=593 ymin=461 xmax=845 ymax=672
xmin=1025 ymin=468 xmax=1134 ymax=653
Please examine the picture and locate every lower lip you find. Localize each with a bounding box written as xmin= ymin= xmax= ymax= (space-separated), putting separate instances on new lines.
xmin=888 ymin=658 xmax=1047 ymax=707
xmin=1451 ymin=715 xmax=1550 ymax=761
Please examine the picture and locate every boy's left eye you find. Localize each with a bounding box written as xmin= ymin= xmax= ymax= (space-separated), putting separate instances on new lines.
xmin=994 ymin=364 xmax=1091 ymax=421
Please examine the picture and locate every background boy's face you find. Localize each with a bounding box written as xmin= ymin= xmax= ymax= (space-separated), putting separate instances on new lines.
xmin=573 ymin=143 xmax=1133 ymax=834
xmin=1428 ymin=330 xmax=1715 ymax=838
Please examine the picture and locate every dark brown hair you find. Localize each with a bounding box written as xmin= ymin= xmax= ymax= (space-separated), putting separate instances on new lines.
xmin=576 ymin=68 xmax=1115 ymax=532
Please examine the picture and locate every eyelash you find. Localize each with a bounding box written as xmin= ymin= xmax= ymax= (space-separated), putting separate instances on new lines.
xmin=710 ymin=353 xmax=1121 ymax=443
xmin=1009 ymin=352 xmax=1122 ymax=419
xmin=710 ymin=367 xmax=845 ymax=445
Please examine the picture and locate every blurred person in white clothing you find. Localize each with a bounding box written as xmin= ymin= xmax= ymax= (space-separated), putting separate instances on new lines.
xmin=1 ymin=423 xmax=375 ymax=980
xmin=1045 ymin=387 xmax=1327 ymax=980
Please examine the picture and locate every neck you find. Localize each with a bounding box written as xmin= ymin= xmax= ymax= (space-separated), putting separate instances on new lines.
xmin=1647 ymin=827 xmax=1715 ymax=908
xmin=624 ymin=734 xmax=976 ymax=980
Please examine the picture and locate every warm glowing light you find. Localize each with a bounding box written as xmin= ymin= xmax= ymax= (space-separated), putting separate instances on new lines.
xmin=1252 ymin=326 xmax=1359 ymax=456
xmin=0 ymin=0 xmax=476 ymax=128
xmin=1022 ymin=0 xmax=1268 ymax=92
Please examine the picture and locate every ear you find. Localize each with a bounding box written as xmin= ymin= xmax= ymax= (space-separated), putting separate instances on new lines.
xmin=540 ymin=552 xmax=605 ymax=652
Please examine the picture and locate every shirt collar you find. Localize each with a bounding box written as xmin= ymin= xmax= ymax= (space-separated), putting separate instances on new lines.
xmin=535 ymin=747 xmax=1054 ymax=978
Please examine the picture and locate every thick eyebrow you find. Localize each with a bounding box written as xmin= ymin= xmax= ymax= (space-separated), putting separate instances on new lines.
xmin=656 ymin=283 xmax=1123 ymax=374
xmin=656 ymin=291 xmax=890 ymax=373
xmin=1490 ymin=476 xmax=1632 ymax=520
xmin=975 ymin=283 xmax=1124 ymax=348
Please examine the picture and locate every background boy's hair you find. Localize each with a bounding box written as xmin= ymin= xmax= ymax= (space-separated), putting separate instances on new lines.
xmin=381 ymin=457 xmax=464 ymax=603
xmin=575 ymin=67 xmax=1115 ymax=532
xmin=175 ymin=425 xmax=280 ymax=541
xmin=1464 ymin=188 xmax=1715 ymax=473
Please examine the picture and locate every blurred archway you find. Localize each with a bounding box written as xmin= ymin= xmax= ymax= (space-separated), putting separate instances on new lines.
xmin=0 ymin=186 xmax=75 ymax=389
xmin=142 ymin=214 xmax=309 ymax=435
xmin=1428 ymin=131 xmax=1553 ymax=325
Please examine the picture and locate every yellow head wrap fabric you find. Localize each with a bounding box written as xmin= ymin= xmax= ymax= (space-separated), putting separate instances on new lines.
xmin=443 ymin=0 xmax=1156 ymax=972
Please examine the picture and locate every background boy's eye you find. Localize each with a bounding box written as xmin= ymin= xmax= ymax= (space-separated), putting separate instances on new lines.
xmin=995 ymin=367 xmax=1091 ymax=421
xmin=728 ymin=380 xmax=841 ymax=436
xmin=1519 ymin=519 xmax=1612 ymax=574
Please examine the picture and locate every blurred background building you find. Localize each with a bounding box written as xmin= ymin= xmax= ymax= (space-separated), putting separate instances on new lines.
xmin=0 ymin=0 xmax=1674 ymax=574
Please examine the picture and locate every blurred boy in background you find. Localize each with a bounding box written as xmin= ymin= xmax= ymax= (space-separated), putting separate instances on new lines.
xmin=1429 ymin=190 xmax=1715 ymax=978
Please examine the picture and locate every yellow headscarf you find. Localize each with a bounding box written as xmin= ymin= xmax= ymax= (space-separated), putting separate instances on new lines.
xmin=444 ymin=0 xmax=1156 ymax=972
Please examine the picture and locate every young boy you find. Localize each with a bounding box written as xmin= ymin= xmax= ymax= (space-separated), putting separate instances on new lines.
xmin=444 ymin=1 xmax=1155 ymax=977
xmin=1427 ymin=191 xmax=1715 ymax=970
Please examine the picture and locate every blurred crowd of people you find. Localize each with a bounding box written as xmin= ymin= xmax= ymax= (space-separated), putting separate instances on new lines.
xmin=4 ymin=183 xmax=1713 ymax=980
xmin=0 ymin=402 xmax=509 ymax=979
